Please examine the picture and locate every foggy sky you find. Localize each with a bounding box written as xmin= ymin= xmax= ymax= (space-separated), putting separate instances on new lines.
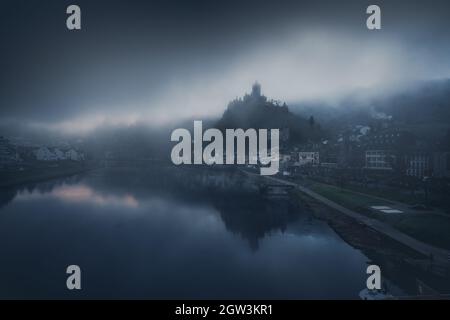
xmin=1 ymin=0 xmax=450 ymax=134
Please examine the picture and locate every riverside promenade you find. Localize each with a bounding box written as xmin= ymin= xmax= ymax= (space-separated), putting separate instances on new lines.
xmin=241 ymin=169 xmax=450 ymax=271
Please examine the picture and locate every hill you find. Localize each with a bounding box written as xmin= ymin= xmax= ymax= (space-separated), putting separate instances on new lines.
xmin=216 ymin=83 xmax=323 ymax=144
xmin=290 ymin=79 xmax=450 ymax=140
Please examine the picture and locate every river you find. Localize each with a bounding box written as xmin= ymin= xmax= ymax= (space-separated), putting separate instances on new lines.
xmin=0 ymin=166 xmax=407 ymax=299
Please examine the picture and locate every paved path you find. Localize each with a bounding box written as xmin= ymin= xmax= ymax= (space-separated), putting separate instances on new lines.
xmin=241 ymin=170 xmax=450 ymax=269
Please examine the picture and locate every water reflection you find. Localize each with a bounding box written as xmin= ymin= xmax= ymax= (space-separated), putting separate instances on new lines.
xmin=0 ymin=167 xmax=444 ymax=298
xmin=0 ymin=174 xmax=85 ymax=209
xmin=214 ymin=196 xmax=300 ymax=250
xmin=16 ymin=185 xmax=139 ymax=209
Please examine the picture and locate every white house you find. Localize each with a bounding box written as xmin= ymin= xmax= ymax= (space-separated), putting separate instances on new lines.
xmin=34 ymin=147 xmax=58 ymax=161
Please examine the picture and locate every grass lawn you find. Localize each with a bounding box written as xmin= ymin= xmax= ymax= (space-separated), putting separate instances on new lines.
xmin=338 ymin=183 xmax=420 ymax=205
xmin=308 ymin=182 xmax=393 ymax=218
xmin=388 ymin=214 xmax=450 ymax=251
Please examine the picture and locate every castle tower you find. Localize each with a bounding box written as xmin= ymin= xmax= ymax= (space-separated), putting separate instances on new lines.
xmin=251 ymin=82 xmax=261 ymax=98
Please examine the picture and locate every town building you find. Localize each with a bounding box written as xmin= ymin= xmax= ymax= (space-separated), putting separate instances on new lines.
xmin=365 ymin=150 xmax=394 ymax=170
xmin=433 ymin=152 xmax=450 ymax=178
xmin=405 ymin=153 xmax=431 ymax=178
xmin=297 ymin=151 xmax=320 ymax=166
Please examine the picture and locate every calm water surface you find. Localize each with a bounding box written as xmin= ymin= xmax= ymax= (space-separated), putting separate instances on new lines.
xmin=0 ymin=167 xmax=395 ymax=299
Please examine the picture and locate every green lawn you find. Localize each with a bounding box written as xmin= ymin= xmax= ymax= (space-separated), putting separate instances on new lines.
xmin=307 ymin=177 xmax=422 ymax=205
xmin=388 ymin=214 xmax=450 ymax=251
xmin=338 ymin=184 xmax=420 ymax=205
xmin=308 ymin=182 xmax=392 ymax=218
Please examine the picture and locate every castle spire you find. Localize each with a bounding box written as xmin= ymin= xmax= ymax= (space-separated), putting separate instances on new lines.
xmin=251 ymin=81 xmax=261 ymax=97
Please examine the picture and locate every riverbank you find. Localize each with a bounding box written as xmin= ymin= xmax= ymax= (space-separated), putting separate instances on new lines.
xmin=304 ymin=179 xmax=450 ymax=251
xmin=0 ymin=163 xmax=93 ymax=188
xmin=273 ymin=175 xmax=450 ymax=259
xmin=296 ymin=190 xmax=450 ymax=296
xmin=239 ymin=169 xmax=450 ymax=277
xmin=294 ymin=190 xmax=424 ymax=259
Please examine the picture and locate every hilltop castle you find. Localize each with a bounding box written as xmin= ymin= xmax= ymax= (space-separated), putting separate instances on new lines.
xmin=251 ymin=82 xmax=261 ymax=98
